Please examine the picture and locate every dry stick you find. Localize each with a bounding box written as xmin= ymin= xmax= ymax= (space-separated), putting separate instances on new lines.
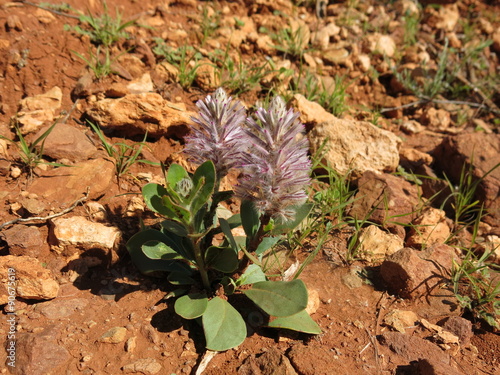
xmin=0 ymin=191 xmax=89 ymax=230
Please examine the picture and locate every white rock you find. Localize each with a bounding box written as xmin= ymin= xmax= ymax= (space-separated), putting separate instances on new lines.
xmin=366 ymin=33 xmax=396 ymax=57
xmin=15 ymin=86 xmax=62 ymax=134
xmin=384 ymin=309 xmax=419 ymax=333
xmin=291 ymin=94 xmax=335 ymax=124
xmin=406 ymin=208 xmax=451 ymax=248
xmin=0 ymin=255 xmax=59 ymax=303
xmin=356 ymin=54 xmax=371 ymax=72
xmin=312 ymin=22 xmax=340 ymax=50
xmin=51 ymin=216 xmax=120 ymax=251
xmin=127 ymin=73 xmax=154 ymax=94
xmin=426 ymin=4 xmax=459 ymax=32
xmin=308 ymin=116 xmax=401 ymax=176
xmin=356 ymin=225 xmax=404 ymax=263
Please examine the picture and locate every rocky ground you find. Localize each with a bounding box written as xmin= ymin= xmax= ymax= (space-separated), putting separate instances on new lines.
xmin=0 ymin=0 xmax=499 ymax=374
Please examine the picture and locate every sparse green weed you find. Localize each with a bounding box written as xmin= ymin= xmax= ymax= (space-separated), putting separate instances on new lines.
xmin=87 ymin=121 xmax=158 ymax=178
xmin=72 ymin=46 xmax=119 ymax=79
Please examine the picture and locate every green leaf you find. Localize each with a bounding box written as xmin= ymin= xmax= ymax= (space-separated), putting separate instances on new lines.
xmin=241 ymin=200 xmax=260 ymax=238
xmin=142 ymin=240 xmax=182 ymax=260
xmin=243 ymin=280 xmax=308 ymax=317
xmin=267 ymin=309 xmax=321 ymax=334
xmin=167 ymin=163 xmax=189 ymax=187
xmin=126 ymin=229 xmax=190 ymax=275
xmin=237 ymin=264 xmax=267 ymax=286
xmin=168 ymin=271 xmax=195 ymax=285
xmin=271 ymin=203 xmax=313 ymax=234
xmin=190 ymin=161 xmax=216 ymax=214
xmin=174 ymin=292 xmax=208 ymax=319
xmin=219 ymin=218 xmax=238 ymax=253
xmin=142 ymin=183 xmax=176 ymax=217
xmin=162 ymin=195 xmax=191 ymax=223
xmin=202 ymin=297 xmax=246 ymax=351
xmin=205 ymin=246 xmax=239 ymax=273
xmin=161 ymin=220 xmax=188 ymax=237
xmin=254 ymin=236 xmax=281 ymax=256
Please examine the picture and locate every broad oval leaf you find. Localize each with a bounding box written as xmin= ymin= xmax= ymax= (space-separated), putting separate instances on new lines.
xmin=205 ymin=246 xmax=239 ymax=273
xmin=267 ymin=309 xmax=321 ymax=334
xmin=167 ymin=163 xmax=189 ymax=187
xmin=237 ymin=264 xmax=267 ymax=286
xmin=271 ymin=203 xmax=313 ymax=234
xmin=168 ymin=271 xmax=195 ymax=285
xmin=142 ymin=240 xmax=182 ymax=260
xmin=243 ymin=279 xmax=308 ymax=317
xmin=202 ymin=297 xmax=246 ymax=351
xmin=142 ymin=183 xmax=175 ymax=217
xmin=190 ymin=161 xmax=216 ymax=214
xmin=126 ymin=229 xmax=186 ymax=275
xmin=174 ymin=292 xmax=208 ymax=319
xmin=255 ymin=236 xmax=281 ymax=256
xmin=161 ymin=220 xmax=188 ymax=237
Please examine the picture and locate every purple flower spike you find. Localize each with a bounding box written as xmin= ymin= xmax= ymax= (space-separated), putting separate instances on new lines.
xmin=185 ymin=88 xmax=247 ymax=178
xmin=236 ymin=96 xmax=311 ymax=221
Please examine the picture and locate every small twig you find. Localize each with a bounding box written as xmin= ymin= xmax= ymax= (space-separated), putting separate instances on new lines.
xmin=19 ymin=0 xmax=80 ymax=19
xmin=380 ymin=99 xmax=427 ymax=113
xmin=0 ymin=190 xmax=89 ymax=230
xmin=381 ymin=98 xmax=500 ymax=115
xmin=194 ymin=350 xmax=218 ymax=375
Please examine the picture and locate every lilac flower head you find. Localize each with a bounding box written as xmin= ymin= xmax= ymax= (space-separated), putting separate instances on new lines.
xmin=184 ymin=88 xmax=246 ymax=178
xmin=235 ymin=96 xmax=311 ymax=222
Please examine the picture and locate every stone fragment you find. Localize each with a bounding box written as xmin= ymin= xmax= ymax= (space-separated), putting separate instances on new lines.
xmin=420 ymin=318 xmax=459 ymax=345
xmin=420 ymin=108 xmax=451 ymax=131
xmin=379 ymin=332 xmax=465 ymax=374
xmin=311 ymin=22 xmax=340 ymax=50
xmin=34 ymin=8 xmax=56 ymax=24
xmin=349 ymin=172 xmax=420 ymax=236
xmin=306 ymin=288 xmax=320 ymax=315
xmin=323 ymin=48 xmax=349 ymax=65
xmin=85 ymin=201 xmax=108 ymax=222
xmin=356 ymin=54 xmax=371 ymax=72
xmin=394 ymin=0 xmax=419 ymax=16
xmin=365 ymin=33 xmax=396 ymax=57
xmin=153 ymin=61 xmax=180 ymax=84
xmin=425 ymin=4 xmax=459 ymax=32
xmin=14 ymin=86 xmax=63 ymax=134
xmin=406 ymin=207 xmax=451 ymax=248
xmin=356 ymin=225 xmax=404 ymax=263
xmin=288 ymin=346 xmax=345 ymax=375
xmin=36 ymin=298 xmax=89 ymax=319
xmin=100 ymin=326 xmax=128 ymax=344
xmin=122 ymin=358 xmax=162 ymax=374
xmin=6 ymin=15 xmax=23 ymax=31
xmin=401 ymin=120 xmax=424 ymax=134
xmin=0 ymin=255 xmax=59 ymax=303
xmin=1 ymin=225 xmax=44 ymax=257
xmin=399 ymin=147 xmax=433 ymax=169
xmin=27 ymin=158 xmax=115 ymax=202
xmin=309 ymin=120 xmax=401 ymax=177
xmin=194 ymin=59 xmax=220 ymax=91
xmin=291 ymin=94 xmax=335 ymax=124
xmin=85 ymin=93 xmax=193 ymax=137
xmin=125 ymin=336 xmax=137 ymax=352
xmin=383 ymin=309 xmax=419 ymax=333
xmin=51 ymin=216 xmax=120 ymax=251
xmin=442 ymin=316 xmax=473 ymax=346
xmin=31 ymin=123 xmax=98 ymax=162
xmin=239 ymin=348 xmax=298 ymax=375
xmin=434 ymin=133 xmax=500 ymax=226
xmin=127 ymin=73 xmax=154 ymax=94
xmin=13 ymin=326 xmax=71 ymax=375
xmin=380 ymin=245 xmax=456 ymax=299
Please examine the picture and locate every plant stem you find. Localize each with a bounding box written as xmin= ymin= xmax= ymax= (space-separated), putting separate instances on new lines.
xmin=192 ymin=239 xmax=211 ymax=293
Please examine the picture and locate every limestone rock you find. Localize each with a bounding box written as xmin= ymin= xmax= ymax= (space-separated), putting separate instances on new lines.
xmin=406 ymin=207 xmax=451 ymax=248
xmin=384 ymin=309 xmax=419 ymax=333
xmin=12 ymin=326 xmax=70 ymax=375
xmin=291 ymin=94 xmax=335 ymax=125
xmin=425 ymin=3 xmax=460 ymax=32
xmin=27 ymin=158 xmax=115 ymax=203
xmin=0 ymin=255 xmax=59 ymax=303
xmin=14 ymin=86 xmax=63 ymax=134
xmin=127 ymin=73 xmax=154 ymax=94
xmin=380 ymin=245 xmax=456 ymax=299
xmin=122 ymin=358 xmax=162 ymax=374
xmin=442 ymin=316 xmax=473 ymax=346
xmin=311 ymin=22 xmax=340 ymax=50
xmin=420 ymin=108 xmax=451 ymax=131
xmin=85 ymin=93 xmax=193 ymax=137
xmin=99 ymin=326 xmax=128 ymax=344
xmin=309 ymin=119 xmax=401 ymax=177
xmin=194 ymin=59 xmax=220 ymax=91
xmin=51 ymin=216 xmax=120 ymax=251
xmin=31 ymin=123 xmax=98 ymax=162
xmin=356 ymin=225 xmax=404 ymax=263
xmin=349 ymin=172 xmax=420 ymax=236
xmin=365 ymin=33 xmax=396 ymax=57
